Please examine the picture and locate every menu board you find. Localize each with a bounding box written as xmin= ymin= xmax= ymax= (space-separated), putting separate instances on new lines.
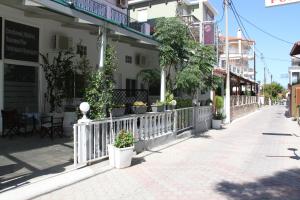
xmin=4 ymin=20 xmax=39 ymax=62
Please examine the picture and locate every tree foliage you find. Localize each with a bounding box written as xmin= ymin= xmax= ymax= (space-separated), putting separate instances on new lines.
xmin=154 ymin=17 xmax=189 ymax=90
xmin=263 ymin=82 xmax=285 ymax=101
xmin=40 ymin=50 xmax=74 ymax=112
xmin=84 ymin=46 xmax=117 ymax=120
xmin=154 ymin=18 xmax=220 ymax=97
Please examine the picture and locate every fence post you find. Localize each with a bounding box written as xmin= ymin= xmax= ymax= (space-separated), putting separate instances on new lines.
xmin=193 ymin=106 xmax=199 ymax=134
xmin=76 ymin=102 xmax=92 ymax=167
xmin=133 ymin=117 xmax=138 ymax=141
xmin=173 ymin=110 xmax=178 ymax=135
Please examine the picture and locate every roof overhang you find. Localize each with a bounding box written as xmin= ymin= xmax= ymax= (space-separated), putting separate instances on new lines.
xmin=290 ymin=41 xmax=300 ymax=57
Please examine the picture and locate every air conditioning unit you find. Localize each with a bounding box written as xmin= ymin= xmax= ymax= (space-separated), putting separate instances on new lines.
xmin=117 ymin=0 xmax=128 ymax=9
xmin=135 ymin=54 xmax=147 ymax=67
xmin=52 ymin=34 xmax=73 ymax=50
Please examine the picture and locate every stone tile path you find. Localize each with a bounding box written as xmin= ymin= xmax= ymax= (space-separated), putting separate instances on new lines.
xmin=3 ymin=105 xmax=300 ymax=200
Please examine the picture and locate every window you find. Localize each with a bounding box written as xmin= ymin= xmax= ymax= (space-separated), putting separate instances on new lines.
xmin=125 ymin=56 xmax=132 ymax=64
xmin=4 ymin=64 xmax=38 ymax=113
xmin=126 ymin=79 xmax=136 ymax=97
xmin=77 ymin=45 xmax=87 ymax=57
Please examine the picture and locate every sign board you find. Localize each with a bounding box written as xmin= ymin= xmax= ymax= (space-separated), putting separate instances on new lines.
xmin=203 ymin=22 xmax=215 ymax=45
xmin=4 ymin=20 xmax=39 ymax=62
xmin=265 ymin=0 xmax=300 ymax=7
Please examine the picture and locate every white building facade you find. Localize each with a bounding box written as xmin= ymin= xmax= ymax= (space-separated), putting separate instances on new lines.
xmin=0 ymin=0 xmax=159 ymax=131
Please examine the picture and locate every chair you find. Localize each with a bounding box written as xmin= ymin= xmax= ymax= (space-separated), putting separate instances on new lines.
xmin=1 ymin=110 xmax=26 ymax=137
xmin=40 ymin=115 xmax=64 ymax=139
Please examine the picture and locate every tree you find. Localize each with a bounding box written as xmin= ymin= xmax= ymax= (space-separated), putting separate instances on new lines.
xmin=176 ymin=40 xmax=221 ymax=96
xmin=154 ymin=17 xmax=189 ymax=91
xmin=263 ymin=82 xmax=284 ymax=102
xmin=84 ymin=46 xmax=117 ymax=120
xmin=154 ymin=18 xmax=221 ymax=98
xmin=40 ymin=50 xmax=74 ymax=112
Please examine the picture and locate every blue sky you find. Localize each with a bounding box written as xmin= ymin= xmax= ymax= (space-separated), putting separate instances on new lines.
xmin=209 ymin=0 xmax=300 ymax=87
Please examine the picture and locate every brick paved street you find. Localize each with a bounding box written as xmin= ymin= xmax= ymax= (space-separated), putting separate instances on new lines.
xmin=13 ymin=106 xmax=300 ymax=199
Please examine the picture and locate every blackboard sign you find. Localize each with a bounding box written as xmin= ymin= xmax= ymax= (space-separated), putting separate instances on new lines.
xmin=5 ymin=20 xmax=39 ymax=62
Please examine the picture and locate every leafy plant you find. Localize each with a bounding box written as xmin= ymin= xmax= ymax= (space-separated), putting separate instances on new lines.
xmin=40 ymin=50 xmax=74 ymax=112
xmin=137 ymin=69 xmax=161 ymax=89
xmin=213 ymin=96 xmax=225 ymax=120
xmin=213 ymin=112 xmax=226 ymax=120
xmin=133 ymin=101 xmax=147 ymax=106
xmin=176 ymin=99 xmax=192 ymax=108
xmin=154 ymin=17 xmax=189 ymax=91
xmin=165 ymin=91 xmax=174 ymax=105
xmin=152 ymin=100 xmax=165 ymax=106
xmin=114 ymin=130 xmax=134 ymax=148
xmin=215 ymin=96 xmax=224 ymax=112
xmin=84 ymin=45 xmax=117 ymax=120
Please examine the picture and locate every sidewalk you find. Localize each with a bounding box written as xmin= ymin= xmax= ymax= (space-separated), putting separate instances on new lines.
xmin=2 ymin=105 xmax=300 ymax=200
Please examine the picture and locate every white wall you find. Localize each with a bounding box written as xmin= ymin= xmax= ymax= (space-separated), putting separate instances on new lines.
xmin=0 ymin=3 xmax=159 ymax=132
xmin=110 ymin=39 xmax=159 ymax=89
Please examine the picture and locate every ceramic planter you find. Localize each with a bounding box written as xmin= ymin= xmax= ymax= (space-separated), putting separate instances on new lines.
xmin=212 ymin=119 xmax=222 ymax=129
xmin=108 ymin=144 xmax=134 ymax=169
xmin=131 ymin=106 xmax=147 ymax=114
xmin=111 ymin=107 xmax=126 ymax=117
xmin=151 ymin=105 xmax=164 ymax=112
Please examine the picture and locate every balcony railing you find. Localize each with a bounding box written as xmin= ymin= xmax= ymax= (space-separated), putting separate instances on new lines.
xmin=73 ymin=0 xmax=107 ymax=18
xmin=60 ymin=0 xmax=150 ymax=35
xmin=180 ymin=15 xmax=200 ymax=25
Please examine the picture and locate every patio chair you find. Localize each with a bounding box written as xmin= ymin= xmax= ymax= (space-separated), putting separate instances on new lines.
xmin=1 ymin=110 xmax=26 ymax=137
xmin=40 ymin=115 xmax=64 ymax=139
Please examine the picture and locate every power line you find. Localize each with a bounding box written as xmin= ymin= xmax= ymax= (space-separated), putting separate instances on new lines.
xmin=236 ymin=12 xmax=293 ymax=45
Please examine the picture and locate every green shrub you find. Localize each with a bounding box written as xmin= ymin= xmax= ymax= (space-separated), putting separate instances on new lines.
xmin=215 ymin=96 xmax=224 ymax=112
xmin=213 ymin=113 xmax=226 ymax=120
xmin=176 ymin=99 xmax=193 ymax=108
xmin=114 ymin=130 xmax=134 ymax=148
xmin=152 ymin=100 xmax=165 ymax=106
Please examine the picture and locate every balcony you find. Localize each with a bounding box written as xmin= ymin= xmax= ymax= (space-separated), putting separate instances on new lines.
xmin=61 ymin=0 xmax=151 ymax=35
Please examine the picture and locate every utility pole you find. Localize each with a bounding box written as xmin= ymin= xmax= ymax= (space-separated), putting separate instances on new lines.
xmin=271 ymin=74 xmax=273 ymax=83
xmin=224 ymin=0 xmax=231 ymax=124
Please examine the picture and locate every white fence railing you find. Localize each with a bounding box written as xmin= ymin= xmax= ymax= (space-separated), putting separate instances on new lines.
xmin=230 ymin=95 xmax=258 ymax=107
xmin=73 ymin=106 xmax=212 ymax=168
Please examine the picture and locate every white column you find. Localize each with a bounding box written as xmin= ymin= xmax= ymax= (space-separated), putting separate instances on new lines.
xmin=98 ymin=26 xmax=107 ymax=68
xmin=160 ymin=68 xmax=166 ymax=102
xmin=224 ymin=0 xmax=231 ymax=124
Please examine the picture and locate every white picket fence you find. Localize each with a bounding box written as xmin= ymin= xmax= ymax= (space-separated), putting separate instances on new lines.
xmin=73 ymin=106 xmax=212 ymax=168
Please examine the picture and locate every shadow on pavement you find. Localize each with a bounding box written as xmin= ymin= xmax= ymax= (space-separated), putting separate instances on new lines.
xmin=262 ymin=133 xmax=293 ymax=136
xmin=215 ymin=168 xmax=300 ymax=200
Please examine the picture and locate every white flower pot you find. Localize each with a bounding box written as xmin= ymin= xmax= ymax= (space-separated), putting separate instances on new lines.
xmin=108 ymin=145 xmax=134 ymax=169
xmin=212 ymin=119 xmax=222 ymax=129
xmin=108 ymin=144 xmax=115 ymax=167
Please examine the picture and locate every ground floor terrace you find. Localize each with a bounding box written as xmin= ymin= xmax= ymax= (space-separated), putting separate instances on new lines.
xmin=0 ymin=0 xmax=160 ymax=133
xmin=1 ymin=105 xmax=299 ymax=200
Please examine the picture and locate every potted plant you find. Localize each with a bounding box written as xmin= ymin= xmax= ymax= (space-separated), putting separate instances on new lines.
xmin=151 ymin=101 xmax=165 ymax=112
xmin=108 ymin=130 xmax=134 ymax=169
xmin=111 ymin=104 xmax=126 ymax=117
xmin=131 ymin=101 xmax=147 ymax=114
xmin=212 ymin=96 xmax=225 ymax=129
xmin=165 ymin=92 xmax=177 ymax=110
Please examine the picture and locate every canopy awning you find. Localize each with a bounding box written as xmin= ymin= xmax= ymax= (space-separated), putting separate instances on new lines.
xmin=290 ymin=41 xmax=300 ymax=56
